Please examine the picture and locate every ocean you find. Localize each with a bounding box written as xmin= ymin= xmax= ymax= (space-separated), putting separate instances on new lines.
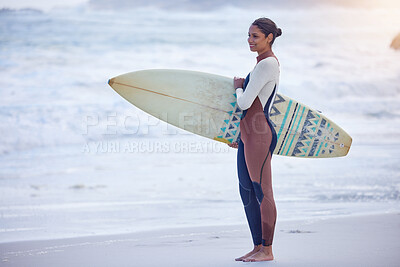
xmin=0 ymin=3 xmax=399 ymax=243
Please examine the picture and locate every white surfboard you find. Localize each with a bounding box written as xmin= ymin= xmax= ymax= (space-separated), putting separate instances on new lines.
xmin=108 ymin=69 xmax=352 ymax=158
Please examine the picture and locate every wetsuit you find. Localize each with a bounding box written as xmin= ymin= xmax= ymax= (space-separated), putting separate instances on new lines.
xmin=236 ymin=50 xmax=279 ymax=246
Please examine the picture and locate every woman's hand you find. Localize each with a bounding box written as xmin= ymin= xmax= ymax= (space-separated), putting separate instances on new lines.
xmin=234 ymin=77 xmax=245 ymax=89
xmin=228 ymin=142 xmax=238 ymax=149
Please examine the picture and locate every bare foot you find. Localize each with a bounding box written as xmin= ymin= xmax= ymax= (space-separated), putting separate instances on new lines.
xmin=243 ymin=246 xmax=274 ymax=262
xmin=235 ymin=245 xmax=262 ymax=261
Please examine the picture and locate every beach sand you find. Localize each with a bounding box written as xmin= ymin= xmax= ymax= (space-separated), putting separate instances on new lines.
xmin=1 ymin=213 xmax=399 ymax=266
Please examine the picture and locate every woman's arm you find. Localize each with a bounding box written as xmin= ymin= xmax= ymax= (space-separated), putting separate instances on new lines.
xmin=235 ymin=58 xmax=279 ymax=110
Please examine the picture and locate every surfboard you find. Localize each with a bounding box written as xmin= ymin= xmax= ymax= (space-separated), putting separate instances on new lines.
xmin=108 ymin=69 xmax=352 ymax=158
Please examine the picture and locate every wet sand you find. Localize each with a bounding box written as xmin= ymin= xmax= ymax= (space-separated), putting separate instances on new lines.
xmin=1 ymin=213 xmax=399 ymax=266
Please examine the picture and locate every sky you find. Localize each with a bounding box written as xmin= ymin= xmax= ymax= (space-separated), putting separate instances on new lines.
xmin=2 ymin=0 xmax=400 ymax=11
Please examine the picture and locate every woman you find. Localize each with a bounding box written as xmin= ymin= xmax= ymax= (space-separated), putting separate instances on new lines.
xmin=230 ymin=17 xmax=282 ymax=262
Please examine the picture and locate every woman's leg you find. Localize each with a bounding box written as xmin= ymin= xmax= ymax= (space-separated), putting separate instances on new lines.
xmin=242 ymin=150 xmax=276 ymax=262
xmin=235 ymin=139 xmax=263 ymax=261
xmin=237 ymin=139 xmax=262 ymax=245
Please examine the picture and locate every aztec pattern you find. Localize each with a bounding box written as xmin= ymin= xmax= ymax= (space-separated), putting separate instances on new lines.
xmin=216 ymin=93 xmax=345 ymax=158
xmin=215 ymin=92 xmax=242 ymax=143
xmin=271 ymin=94 xmax=343 ymax=157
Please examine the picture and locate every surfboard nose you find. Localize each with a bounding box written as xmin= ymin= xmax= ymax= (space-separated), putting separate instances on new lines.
xmin=108 ymin=78 xmax=115 ymax=87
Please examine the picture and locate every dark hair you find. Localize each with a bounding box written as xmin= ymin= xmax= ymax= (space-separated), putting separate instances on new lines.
xmin=252 ymin=17 xmax=282 ymax=46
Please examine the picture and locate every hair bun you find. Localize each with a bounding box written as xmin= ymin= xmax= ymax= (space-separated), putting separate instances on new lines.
xmin=276 ymin=28 xmax=282 ymax=37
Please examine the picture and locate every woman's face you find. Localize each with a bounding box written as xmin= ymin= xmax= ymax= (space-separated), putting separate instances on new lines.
xmin=248 ymin=25 xmax=272 ymax=54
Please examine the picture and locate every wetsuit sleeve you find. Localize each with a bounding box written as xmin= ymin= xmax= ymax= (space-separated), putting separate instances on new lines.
xmin=236 ymin=58 xmax=279 ymax=110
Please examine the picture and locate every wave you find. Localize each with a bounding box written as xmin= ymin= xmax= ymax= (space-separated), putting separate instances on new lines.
xmin=1 ymin=6 xmax=400 ymax=155
xmin=315 ymin=191 xmax=400 ymax=202
xmin=0 ymin=8 xmax=43 ymax=14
